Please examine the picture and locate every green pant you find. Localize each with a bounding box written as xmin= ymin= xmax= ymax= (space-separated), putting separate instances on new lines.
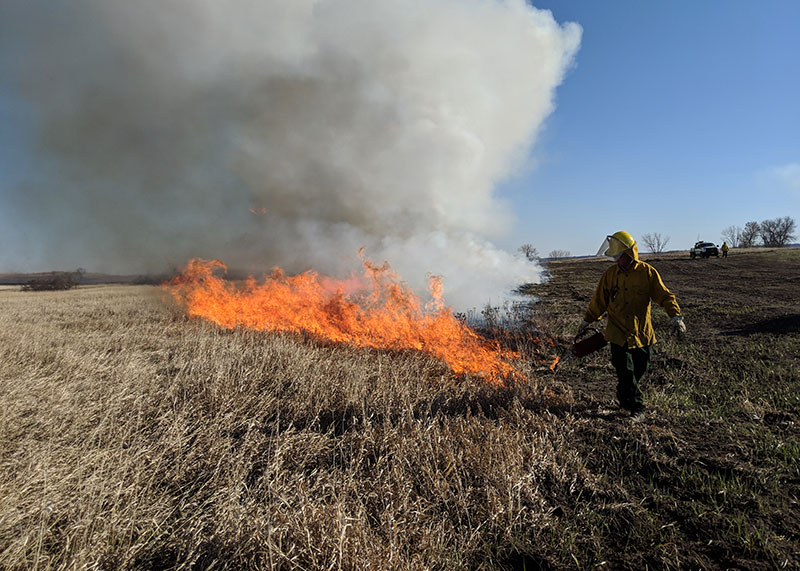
xmin=610 ymin=343 xmax=652 ymax=413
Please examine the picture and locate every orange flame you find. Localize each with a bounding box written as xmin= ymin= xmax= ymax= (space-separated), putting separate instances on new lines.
xmin=549 ymin=355 xmax=560 ymax=371
xmin=165 ymin=257 xmax=521 ymax=383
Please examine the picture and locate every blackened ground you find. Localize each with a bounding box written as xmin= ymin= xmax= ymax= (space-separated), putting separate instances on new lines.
xmin=521 ymin=247 xmax=800 ymax=570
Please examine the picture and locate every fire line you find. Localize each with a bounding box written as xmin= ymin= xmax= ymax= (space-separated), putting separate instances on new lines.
xmin=165 ymin=257 xmax=522 ymax=383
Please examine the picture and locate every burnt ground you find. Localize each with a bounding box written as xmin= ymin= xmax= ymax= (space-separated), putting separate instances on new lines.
xmin=521 ymin=248 xmax=800 ymax=569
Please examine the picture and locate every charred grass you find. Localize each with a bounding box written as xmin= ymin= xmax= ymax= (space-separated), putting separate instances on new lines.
xmin=525 ymin=248 xmax=800 ymax=569
xmin=1 ymin=248 xmax=799 ymax=569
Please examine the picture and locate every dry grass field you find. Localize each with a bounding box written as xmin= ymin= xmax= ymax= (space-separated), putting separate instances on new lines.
xmin=1 ymin=248 xmax=798 ymax=569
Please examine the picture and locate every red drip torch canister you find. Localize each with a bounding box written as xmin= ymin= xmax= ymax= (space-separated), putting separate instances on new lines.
xmin=571 ymin=328 xmax=607 ymax=357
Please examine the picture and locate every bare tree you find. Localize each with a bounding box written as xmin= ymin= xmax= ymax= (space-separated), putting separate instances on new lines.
xmin=548 ymin=249 xmax=571 ymax=260
xmin=740 ymin=221 xmax=761 ymax=248
xmin=518 ymin=244 xmax=539 ymax=261
xmin=759 ymin=216 xmax=797 ymax=247
xmin=720 ymin=225 xmax=742 ymax=248
xmin=640 ymin=232 xmax=670 ymax=254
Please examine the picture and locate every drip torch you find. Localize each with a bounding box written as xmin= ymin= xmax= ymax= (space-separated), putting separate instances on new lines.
xmin=551 ymin=327 xmax=607 ymax=372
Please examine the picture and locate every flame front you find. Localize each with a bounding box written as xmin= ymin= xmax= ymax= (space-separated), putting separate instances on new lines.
xmin=166 ymin=258 xmax=521 ymax=383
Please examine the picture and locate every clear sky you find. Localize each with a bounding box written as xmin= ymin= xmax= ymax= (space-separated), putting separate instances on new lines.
xmin=499 ymin=0 xmax=800 ymax=256
xmin=0 ymin=0 xmax=798 ymax=284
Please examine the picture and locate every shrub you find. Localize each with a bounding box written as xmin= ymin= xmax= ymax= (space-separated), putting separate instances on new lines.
xmin=22 ymin=269 xmax=84 ymax=291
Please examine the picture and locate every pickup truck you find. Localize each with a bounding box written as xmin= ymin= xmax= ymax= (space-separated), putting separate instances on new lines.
xmin=690 ymin=241 xmax=719 ymax=259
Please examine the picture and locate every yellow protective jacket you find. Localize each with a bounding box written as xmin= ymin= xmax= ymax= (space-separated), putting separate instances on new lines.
xmin=583 ymin=245 xmax=681 ymax=348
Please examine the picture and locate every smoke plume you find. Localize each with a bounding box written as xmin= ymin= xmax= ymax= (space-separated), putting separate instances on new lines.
xmin=0 ymin=0 xmax=580 ymax=309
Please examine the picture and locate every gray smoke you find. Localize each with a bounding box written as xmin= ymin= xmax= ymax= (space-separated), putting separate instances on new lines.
xmin=0 ymin=0 xmax=580 ymax=309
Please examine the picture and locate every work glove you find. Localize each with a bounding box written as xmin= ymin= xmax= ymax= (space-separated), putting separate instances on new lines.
xmin=672 ymin=316 xmax=686 ymax=338
xmin=577 ymin=320 xmax=591 ymax=336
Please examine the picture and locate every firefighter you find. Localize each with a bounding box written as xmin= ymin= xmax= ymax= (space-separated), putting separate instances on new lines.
xmin=578 ymin=231 xmax=686 ymax=420
xmin=721 ymin=242 xmax=729 ymax=258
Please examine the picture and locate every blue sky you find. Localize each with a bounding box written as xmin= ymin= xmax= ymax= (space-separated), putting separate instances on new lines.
xmin=499 ymin=0 xmax=800 ymax=256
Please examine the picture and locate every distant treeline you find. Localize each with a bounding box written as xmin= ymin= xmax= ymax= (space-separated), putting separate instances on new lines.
xmin=722 ymin=216 xmax=796 ymax=248
xmin=21 ymin=269 xmax=85 ymax=291
xmin=6 ymin=269 xmax=176 ymax=290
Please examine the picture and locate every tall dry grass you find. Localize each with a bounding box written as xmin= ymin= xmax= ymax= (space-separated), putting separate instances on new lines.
xmin=0 ymin=285 xmax=587 ymax=569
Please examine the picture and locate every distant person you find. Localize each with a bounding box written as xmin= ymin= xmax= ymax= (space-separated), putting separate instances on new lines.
xmin=721 ymin=242 xmax=729 ymax=258
xmin=578 ymin=231 xmax=686 ymax=421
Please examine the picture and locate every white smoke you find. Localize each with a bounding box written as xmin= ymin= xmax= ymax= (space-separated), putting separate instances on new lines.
xmin=0 ymin=0 xmax=580 ymax=309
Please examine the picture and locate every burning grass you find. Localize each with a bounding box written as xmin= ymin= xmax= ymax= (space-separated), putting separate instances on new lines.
xmin=164 ymin=257 xmax=559 ymax=383
xmin=1 ymin=248 xmax=799 ymax=569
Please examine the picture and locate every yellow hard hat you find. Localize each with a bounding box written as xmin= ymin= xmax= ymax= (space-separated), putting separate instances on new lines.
xmin=597 ymin=230 xmax=636 ymax=259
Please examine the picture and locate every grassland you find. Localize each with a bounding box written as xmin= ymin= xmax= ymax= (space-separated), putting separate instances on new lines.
xmin=1 ymin=249 xmax=798 ymax=569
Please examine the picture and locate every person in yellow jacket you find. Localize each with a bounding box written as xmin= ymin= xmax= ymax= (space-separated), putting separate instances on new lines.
xmin=721 ymin=241 xmax=729 ymax=258
xmin=578 ymin=231 xmax=686 ymax=419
